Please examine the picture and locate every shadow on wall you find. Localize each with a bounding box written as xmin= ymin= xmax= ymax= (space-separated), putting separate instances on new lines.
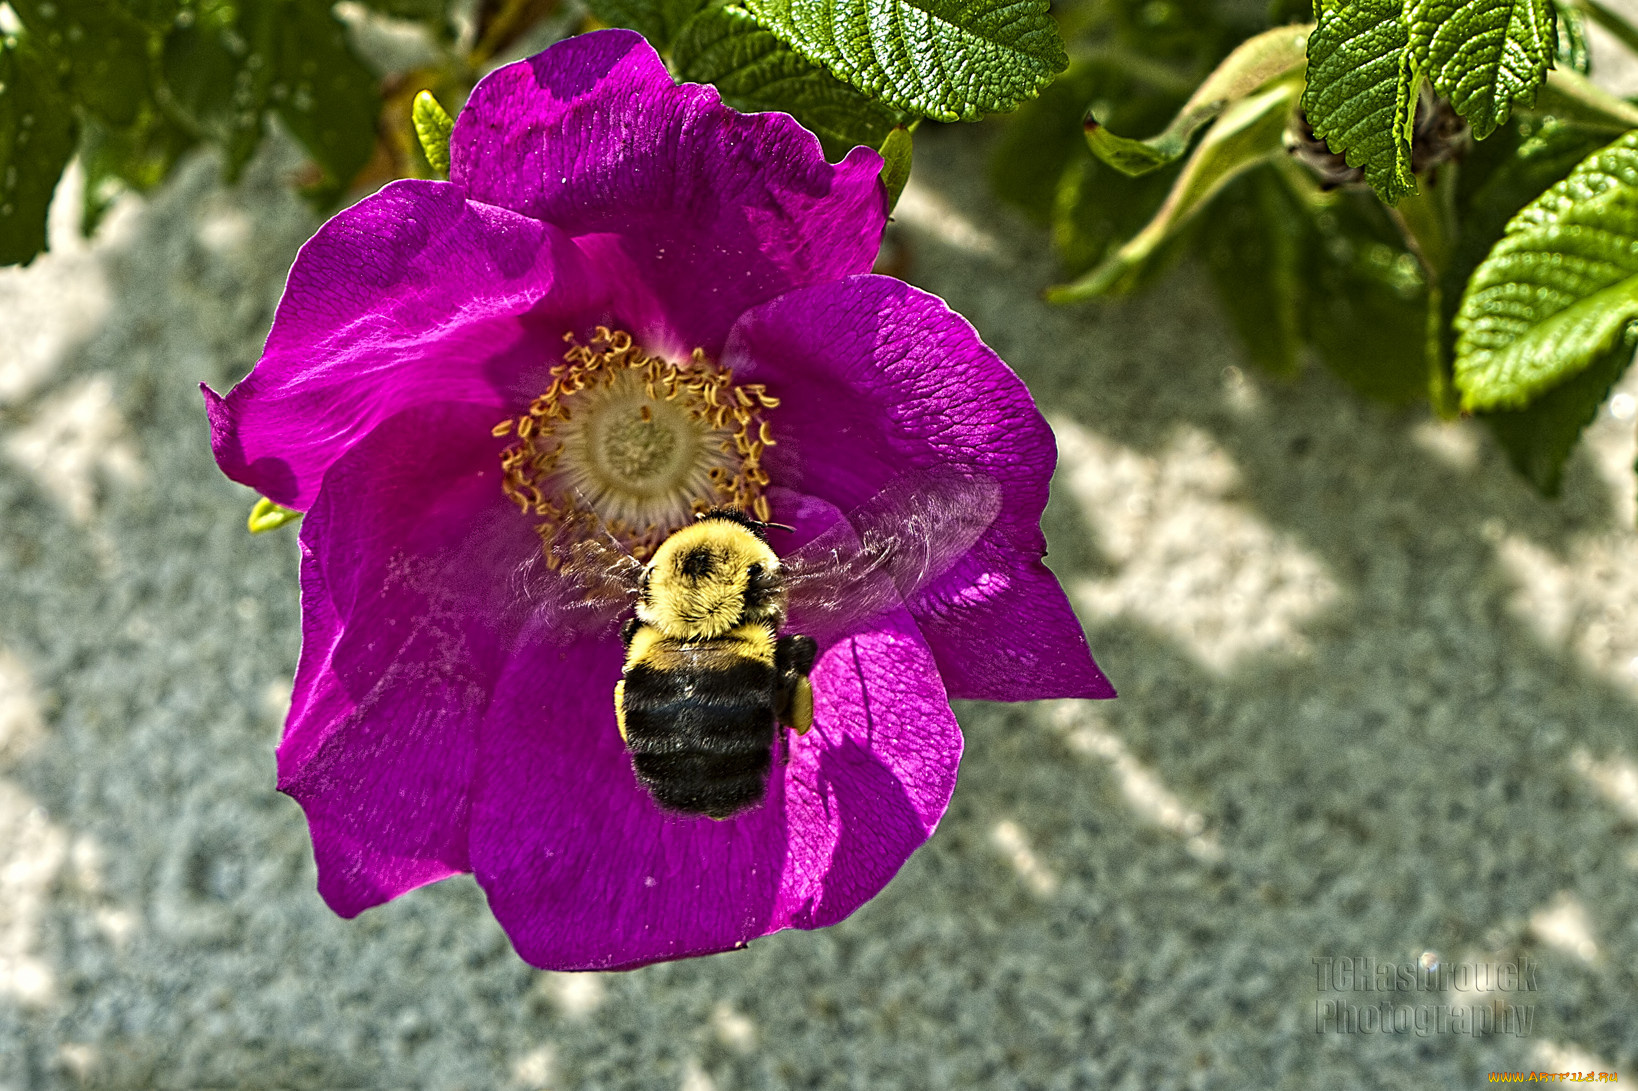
xmin=0 ymin=120 xmax=1635 ymax=1087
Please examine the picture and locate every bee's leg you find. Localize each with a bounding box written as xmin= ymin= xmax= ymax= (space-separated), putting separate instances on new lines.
xmin=773 ymin=635 xmax=817 ymax=735
xmin=613 ymin=679 xmax=628 ymax=743
xmin=776 ymin=634 xmax=818 ymax=677
xmin=784 ymin=676 xmax=814 ymax=735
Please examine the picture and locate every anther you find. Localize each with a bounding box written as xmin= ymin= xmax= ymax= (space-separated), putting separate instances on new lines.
xmin=498 ymin=330 xmax=780 ymax=559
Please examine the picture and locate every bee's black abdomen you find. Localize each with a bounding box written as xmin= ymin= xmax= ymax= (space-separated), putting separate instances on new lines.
xmin=622 ymin=656 xmax=778 ymax=819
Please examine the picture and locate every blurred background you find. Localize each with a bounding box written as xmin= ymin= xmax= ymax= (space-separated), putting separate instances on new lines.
xmin=3 ymin=8 xmax=1638 ymax=1089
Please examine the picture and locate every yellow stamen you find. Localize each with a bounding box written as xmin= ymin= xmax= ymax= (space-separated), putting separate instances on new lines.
xmin=495 ymin=327 xmax=778 ymax=558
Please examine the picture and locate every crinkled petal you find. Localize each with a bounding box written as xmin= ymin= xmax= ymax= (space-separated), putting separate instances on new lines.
xmin=450 ymin=29 xmax=885 ymax=358
xmin=205 ymin=179 xmax=610 ymax=510
xmin=281 ymin=402 xmax=540 ymax=917
xmin=724 ymin=274 xmax=1114 ymax=701
xmin=469 ymin=494 xmax=958 ymax=970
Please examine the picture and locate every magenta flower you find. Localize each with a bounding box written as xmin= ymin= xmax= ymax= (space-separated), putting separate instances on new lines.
xmin=203 ymin=29 xmax=1112 ymax=970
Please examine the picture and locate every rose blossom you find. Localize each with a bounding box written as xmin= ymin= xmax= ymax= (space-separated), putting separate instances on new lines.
xmin=204 ymin=28 xmax=1112 ymax=970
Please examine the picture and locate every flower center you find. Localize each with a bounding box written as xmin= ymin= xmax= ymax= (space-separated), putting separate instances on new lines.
xmin=495 ymin=327 xmax=778 ymax=558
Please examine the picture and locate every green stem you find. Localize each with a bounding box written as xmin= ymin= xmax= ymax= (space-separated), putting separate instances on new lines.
xmin=1573 ymin=0 xmax=1638 ymax=58
xmin=1531 ymin=67 xmax=1638 ymax=131
xmin=1390 ymin=162 xmax=1463 ymax=417
xmin=1387 ymin=176 xmax=1452 ymax=280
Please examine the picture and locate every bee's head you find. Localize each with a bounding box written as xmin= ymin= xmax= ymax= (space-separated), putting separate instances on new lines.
xmin=638 ymin=513 xmax=784 ymax=639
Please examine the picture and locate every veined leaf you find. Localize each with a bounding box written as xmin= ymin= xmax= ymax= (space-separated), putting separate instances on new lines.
xmin=1455 ymin=130 xmax=1638 ymax=411
xmin=1407 ymin=0 xmax=1555 ymax=140
xmin=1086 ymin=23 xmax=1311 ymax=176
xmin=878 ymin=125 xmax=912 ymax=210
xmin=742 ymin=0 xmax=1067 ymax=122
xmin=1049 ymin=79 xmax=1300 ymax=300
xmin=0 ymin=36 xmax=79 ymax=266
xmin=672 ymin=5 xmax=905 ymax=157
xmin=1480 ymin=329 xmax=1635 ymax=494
xmin=1302 ymin=0 xmax=1419 ymax=204
xmin=412 ymin=90 xmax=453 ymax=177
xmin=248 ymin=497 xmax=303 ymax=533
xmin=1442 ymin=118 xmax=1607 ymax=338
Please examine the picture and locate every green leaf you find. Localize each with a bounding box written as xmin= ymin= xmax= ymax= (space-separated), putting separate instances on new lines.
xmin=1302 ymin=0 xmax=1420 ymax=204
xmin=989 ymin=57 xmax=1183 ymax=225
xmin=412 ymin=90 xmax=452 ymax=177
xmin=878 ymin=124 xmax=911 ymax=210
xmin=1304 ymin=193 xmax=1433 ymax=403
xmin=248 ymin=497 xmax=303 ymax=533
xmin=266 ymin=0 xmax=381 ymax=196
xmin=1442 ymin=117 xmax=1607 ymax=337
xmin=1201 ymin=166 xmax=1309 ymax=377
xmin=163 ymin=0 xmax=379 ymax=190
xmin=672 ymin=5 xmax=904 ymax=157
xmin=355 ymin=0 xmax=448 ymax=20
xmin=585 ymin=0 xmax=707 ymax=50
xmin=1455 ymin=130 xmax=1638 ymax=411
xmin=0 ymin=36 xmax=79 ymax=266
xmin=8 ymin=0 xmax=155 ymax=127
xmin=1270 ymin=0 xmax=1318 ymax=22
xmin=1085 ymin=23 xmax=1311 ymax=176
xmin=1105 ymin=0 xmax=1233 ymax=64
xmin=1479 ymin=329 xmax=1635 ymax=494
xmin=1406 ymin=0 xmax=1555 ymax=140
xmin=741 ymin=0 xmax=1068 ymax=122
xmin=78 ymin=109 xmax=200 ymax=234
xmin=162 ymin=3 xmax=266 ymax=179
xmin=1049 ymin=79 xmax=1300 ymax=300
xmin=1048 ymin=153 xmax=1180 ymax=283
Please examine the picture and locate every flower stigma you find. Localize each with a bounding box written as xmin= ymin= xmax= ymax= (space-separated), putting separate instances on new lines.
xmin=495 ymin=327 xmax=779 ymax=559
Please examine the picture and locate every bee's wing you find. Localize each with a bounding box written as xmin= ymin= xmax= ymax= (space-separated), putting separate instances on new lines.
xmin=507 ymin=531 xmax=643 ymax=643
xmin=780 ymin=470 xmax=1002 ymax=646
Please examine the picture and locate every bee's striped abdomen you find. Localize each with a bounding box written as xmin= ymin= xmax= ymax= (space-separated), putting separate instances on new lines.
xmin=620 ymin=640 xmax=778 ymax=819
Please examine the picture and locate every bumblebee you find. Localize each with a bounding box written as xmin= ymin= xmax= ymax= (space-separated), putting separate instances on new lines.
xmin=613 ymin=510 xmax=817 ymax=819
xmin=540 ymin=471 xmax=1003 ymax=820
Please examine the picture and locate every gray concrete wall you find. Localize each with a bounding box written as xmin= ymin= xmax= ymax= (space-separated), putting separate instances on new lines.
xmin=2 ymin=81 xmax=1637 ymax=1090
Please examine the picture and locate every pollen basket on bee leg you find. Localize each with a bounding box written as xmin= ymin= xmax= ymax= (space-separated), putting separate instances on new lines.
xmin=494 ymin=327 xmax=780 ymax=559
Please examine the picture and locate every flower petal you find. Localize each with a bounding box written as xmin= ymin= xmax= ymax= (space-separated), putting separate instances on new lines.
xmin=725 ymin=274 xmax=1114 ymax=701
xmin=450 ymin=29 xmax=886 ymax=357
xmin=773 ymin=496 xmax=963 ymax=929
xmin=205 ymin=179 xmax=608 ymax=510
xmin=469 ymin=513 xmax=959 ymax=969
xmin=282 ymin=402 xmax=540 ymax=917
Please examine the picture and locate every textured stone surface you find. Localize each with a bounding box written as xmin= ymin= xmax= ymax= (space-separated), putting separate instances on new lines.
xmin=3 ymin=74 xmax=1638 ymax=1091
